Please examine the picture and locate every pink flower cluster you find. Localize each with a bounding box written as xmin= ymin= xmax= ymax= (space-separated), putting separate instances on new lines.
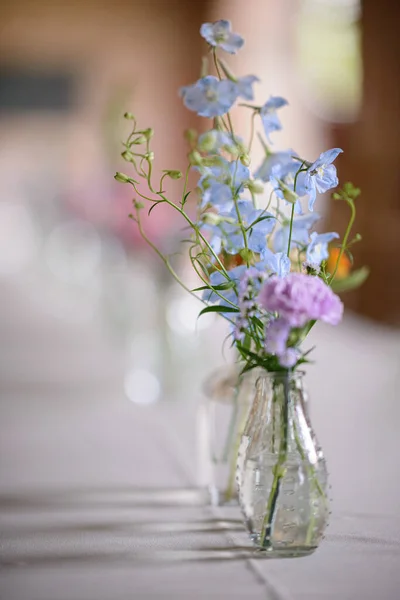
xmin=258 ymin=273 xmax=343 ymax=328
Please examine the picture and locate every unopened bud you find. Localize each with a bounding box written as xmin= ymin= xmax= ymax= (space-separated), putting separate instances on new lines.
xmin=240 ymin=248 xmax=253 ymax=262
xmin=247 ymin=178 xmax=264 ymax=194
xmin=143 ymin=128 xmax=154 ymax=139
xmin=134 ymin=201 xmax=145 ymax=210
xmin=240 ymin=154 xmax=251 ymax=167
xmin=124 ymin=112 xmax=135 ymax=120
xmin=202 ymin=212 xmax=221 ymax=226
xmin=198 ymin=131 xmax=218 ymax=153
xmin=121 ymin=150 xmax=135 ymax=162
xmin=133 ymin=135 xmax=146 ymax=144
xmin=189 ymin=150 xmax=203 ymax=166
xmin=114 ymin=172 xmax=131 ymax=183
xmin=145 ymin=151 xmax=155 ymax=161
xmin=163 ymin=169 xmax=182 ymax=180
xmin=185 ymin=129 xmax=198 ymax=143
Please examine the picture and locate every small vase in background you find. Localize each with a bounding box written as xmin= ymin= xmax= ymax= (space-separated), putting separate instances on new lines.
xmin=238 ymin=371 xmax=329 ymax=556
xmin=196 ymin=366 xmax=259 ymax=506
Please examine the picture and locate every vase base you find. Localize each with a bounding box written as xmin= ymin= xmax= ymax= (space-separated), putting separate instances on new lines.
xmin=250 ymin=537 xmax=317 ymax=558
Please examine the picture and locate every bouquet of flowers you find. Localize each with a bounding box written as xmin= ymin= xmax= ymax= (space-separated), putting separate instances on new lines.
xmin=115 ymin=18 xmax=367 ymax=376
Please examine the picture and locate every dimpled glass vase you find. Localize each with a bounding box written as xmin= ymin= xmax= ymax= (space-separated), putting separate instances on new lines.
xmin=237 ymin=371 xmax=329 ymax=556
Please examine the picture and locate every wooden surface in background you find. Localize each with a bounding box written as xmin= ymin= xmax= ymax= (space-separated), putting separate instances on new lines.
xmin=329 ymin=0 xmax=400 ymax=324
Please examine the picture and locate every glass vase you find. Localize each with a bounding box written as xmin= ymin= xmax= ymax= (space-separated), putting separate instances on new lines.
xmin=237 ymin=371 xmax=329 ymax=556
xmin=197 ymin=366 xmax=259 ymax=506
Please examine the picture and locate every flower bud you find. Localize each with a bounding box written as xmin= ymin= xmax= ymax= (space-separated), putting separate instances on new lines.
xmin=240 ymin=153 xmax=251 ymax=167
xmin=114 ymin=172 xmax=131 ymax=183
xmin=145 ymin=152 xmax=155 ymax=161
xmin=121 ymin=150 xmax=135 ymax=162
xmin=240 ymin=248 xmax=253 ymax=262
xmin=143 ymin=128 xmax=154 ymax=139
xmin=124 ymin=112 xmax=135 ymax=120
xmin=202 ymin=212 xmax=221 ymax=225
xmin=247 ymin=178 xmax=264 ymax=194
xmin=184 ymin=129 xmax=198 ymax=143
xmin=163 ymin=170 xmax=182 ymax=180
xmin=198 ymin=131 xmax=217 ymax=152
xmin=189 ymin=150 xmax=203 ymax=166
xmin=133 ymin=135 xmax=146 ymax=144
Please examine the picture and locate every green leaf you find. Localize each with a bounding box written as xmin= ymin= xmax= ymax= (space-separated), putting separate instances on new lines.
xmin=198 ymin=305 xmax=239 ymax=317
xmin=331 ymin=266 xmax=370 ymax=293
xmin=192 ymin=281 xmax=235 ymax=293
xmin=148 ymin=201 xmax=162 ymax=216
xmin=182 ymin=191 xmax=191 ymax=207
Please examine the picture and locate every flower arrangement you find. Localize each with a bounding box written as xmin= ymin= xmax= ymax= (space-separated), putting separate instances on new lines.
xmin=115 ymin=19 xmax=368 ymax=375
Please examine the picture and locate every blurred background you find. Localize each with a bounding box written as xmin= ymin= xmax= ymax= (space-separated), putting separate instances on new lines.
xmin=0 ymin=0 xmax=399 ymax=515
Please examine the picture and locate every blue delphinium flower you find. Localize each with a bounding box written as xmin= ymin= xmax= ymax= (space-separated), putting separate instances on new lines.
xmin=198 ymin=159 xmax=249 ymax=203
xmin=180 ymin=76 xmax=237 ymax=118
xmin=228 ymin=161 xmax=250 ymax=191
xmin=273 ymin=213 xmax=321 ymax=253
xmin=203 ymin=265 xmax=246 ymax=307
xmin=303 ymin=148 xmax=343 ymax=211
xmin=306 ymin=231 xmax=339 ymax=266
xmin=224 ymin=201 xmax=275 ymax=254
xmin=260 ymin=96 xmax=288 ymax=142
xmin=200 ymin=20 xmax=244 ymax=54
xmin=201 ymin=180 xmax=233 ymax=210
xmin=259 ymin=248 xmax=291 ymax=278
xmin=254 ymin=150 xmax=294 ymax=182
xmin=235 ymin=75 xmax=259 ymax=100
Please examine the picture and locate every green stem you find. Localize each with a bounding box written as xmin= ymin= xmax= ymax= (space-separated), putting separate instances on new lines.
xmin=261 ymin=377 xmax=289 ymax=548
xmin=329 ymin=199 xmax=356 ymax=285
xmin=213 ymin=49 xmax=235 ymax=137
xmin=248 ymin=111 xmax=256 ymax=153
xmin=286 ymin=203 xmax=295 ymax=258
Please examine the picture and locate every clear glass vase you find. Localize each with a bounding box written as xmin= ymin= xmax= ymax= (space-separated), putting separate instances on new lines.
xmin=197 ymin=366 xmax=259 ymax=506
xmin=238 ymin=371 xmax=329 ymax=556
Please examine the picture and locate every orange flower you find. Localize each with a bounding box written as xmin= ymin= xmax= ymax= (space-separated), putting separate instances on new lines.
xmin=327 ymin=248 xmax=351 ymax=279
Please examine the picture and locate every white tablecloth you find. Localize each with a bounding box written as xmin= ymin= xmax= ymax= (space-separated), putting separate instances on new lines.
xmin=1 ymin=278 xmax=400 ymax=600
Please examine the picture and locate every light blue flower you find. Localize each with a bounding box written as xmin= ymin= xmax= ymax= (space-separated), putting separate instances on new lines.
xmin=180 ymin=76 xmax=237 ymax=118
xmin=259 ymin=248 xmax=291 ymax=278
xmin=197 ymin=159 xmax=249 ymax=199
xmin=200 ymin=20 xmax=244 ymax=54
xmin=235 ymin=75 xmax=259 ymax=100
xmin=273 ymin=213 xmax=321 ymax=253
xmin=306 ymin=231 xmax=339 ymax=266
xmin=203 ymin=265 xmax=246 ymax=307
xmin=228 ymin=161 xmax=250 ymax=191
xmin=260 ymin=96 xmax=288 ymax=142
xmin=254 ymin=150 xmax=294 ymax=182
xmin=224 ymin=201 xmax=275 ymax=255
xmin=303 ymin=148 xmax=343 ymax=211
xmin=201 ymin=180 xmax=233 ymax=209
xmin=196 ymin=158 xmax=229 ymax=190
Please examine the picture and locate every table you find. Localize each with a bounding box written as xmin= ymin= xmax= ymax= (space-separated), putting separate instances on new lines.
xmin=1 ymin=277 xmax=400 ymax=599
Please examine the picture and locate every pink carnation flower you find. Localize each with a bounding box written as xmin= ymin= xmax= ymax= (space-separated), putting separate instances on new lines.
xmin=258 ymin=272 xmax=343 ymax=327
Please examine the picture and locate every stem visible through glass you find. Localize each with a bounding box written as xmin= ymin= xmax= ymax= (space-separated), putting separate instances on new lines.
xmin=260 ymin=376 xmax=289 ymax=548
